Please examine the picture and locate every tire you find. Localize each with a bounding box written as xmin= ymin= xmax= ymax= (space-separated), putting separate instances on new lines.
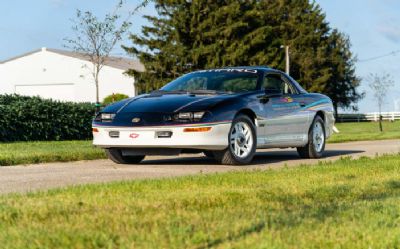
xmin=297 ymin=116 xmax=326 ymax=159
xmin=212 ymin=115 xmax=257 ymax=165
xmin=105 ymin=148 xmax=145 ymax=164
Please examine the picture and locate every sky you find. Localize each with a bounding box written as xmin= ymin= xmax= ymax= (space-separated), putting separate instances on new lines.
xmin=0 ymin=0 xmax=399 ymax=113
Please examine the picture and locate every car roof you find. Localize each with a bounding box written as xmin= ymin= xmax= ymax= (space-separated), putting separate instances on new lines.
xmin=223 ymin=66 xmax=285 ymax=73
xmin=224 ymin=65 xmax=269 ymax=70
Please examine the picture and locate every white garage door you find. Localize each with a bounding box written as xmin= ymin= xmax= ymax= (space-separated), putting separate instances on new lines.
xmin=15 ymin=83 xmax=75 ymax=102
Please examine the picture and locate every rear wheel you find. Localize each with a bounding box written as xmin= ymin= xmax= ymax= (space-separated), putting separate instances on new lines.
xmin=297 ymin=116 xmax=325 ymax=158
xmin=212 ymin=115 xmax=256 ymax=165
xmin=105 ymin=149 xmax=145 ymax=164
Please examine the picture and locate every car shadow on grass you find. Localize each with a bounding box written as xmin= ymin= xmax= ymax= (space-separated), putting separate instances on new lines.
xmin=140 ymin=149 xmax=365 ymax=166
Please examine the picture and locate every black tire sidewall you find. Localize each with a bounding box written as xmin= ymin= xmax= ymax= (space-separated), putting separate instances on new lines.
xmin=106 ymin=148 xmax=145 ymax=164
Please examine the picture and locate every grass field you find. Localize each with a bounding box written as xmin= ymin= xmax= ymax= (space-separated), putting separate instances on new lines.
xmin=1 ymin=154 xmax=400 ymax=248
xmin=0 ymin=140 xmax=105 ymax=166
xmin=329 ymin=121 xmax=400 ymax=143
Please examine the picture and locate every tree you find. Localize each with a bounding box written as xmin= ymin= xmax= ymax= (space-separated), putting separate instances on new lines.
xmin=64 ymin=0 xmax=148 ymax=109
xmin=367 ymin=73 xmax=394 ymax=132
xmin=324 ymin=29 xmax=364 ymax=117
xmin=124 ymin=0 xmax=363 ymax=112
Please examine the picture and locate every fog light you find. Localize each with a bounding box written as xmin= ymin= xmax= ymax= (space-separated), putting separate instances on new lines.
xmin=156 ymin=131 xmax=173 ymax=138
xmin=109 ymin=131 xmax=120 ymax=138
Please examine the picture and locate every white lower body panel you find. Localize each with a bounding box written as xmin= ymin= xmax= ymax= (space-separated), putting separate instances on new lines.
xmin=93 ymin=123 xmax=231 ymax=150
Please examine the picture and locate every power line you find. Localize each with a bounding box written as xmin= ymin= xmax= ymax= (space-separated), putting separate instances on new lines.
xmin=358 ymin=50 xmax=400 ymax=62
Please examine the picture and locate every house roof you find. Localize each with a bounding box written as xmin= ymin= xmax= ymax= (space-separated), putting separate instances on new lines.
xmin=0 ymin=47 xmax=145 ymax=72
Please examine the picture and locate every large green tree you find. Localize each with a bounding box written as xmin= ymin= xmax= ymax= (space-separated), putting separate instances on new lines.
xmin=124 ymin=0 xmax=363 ymax=112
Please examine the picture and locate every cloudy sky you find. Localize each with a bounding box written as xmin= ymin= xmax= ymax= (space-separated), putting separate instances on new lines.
xmin=0 ymin=0 xmax=399 ymax=112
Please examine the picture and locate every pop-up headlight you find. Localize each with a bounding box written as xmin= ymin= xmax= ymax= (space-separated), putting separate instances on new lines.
xmin=176 ymin=111 xmax=205 ymax=121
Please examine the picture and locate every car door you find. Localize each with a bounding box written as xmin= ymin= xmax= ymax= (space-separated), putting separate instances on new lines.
xmin=259 ymin=73 xmax=309 ymax=146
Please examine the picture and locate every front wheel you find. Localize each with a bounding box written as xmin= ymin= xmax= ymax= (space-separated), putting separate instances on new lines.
xmin=212 ymin=115 xmax=257 ymax=165
xmin=297 ymin=116 xmax=326 ymax=158
xmin=105 ymin=149 xmax=145 ymax=164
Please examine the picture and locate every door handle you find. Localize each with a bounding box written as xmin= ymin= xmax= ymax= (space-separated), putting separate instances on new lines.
xmin=300 ymin=102 xmax=306 ymax=107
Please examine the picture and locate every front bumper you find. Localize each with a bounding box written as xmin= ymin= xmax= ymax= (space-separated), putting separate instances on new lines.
xmin=92 ymin=122 xmax=231 ymax=150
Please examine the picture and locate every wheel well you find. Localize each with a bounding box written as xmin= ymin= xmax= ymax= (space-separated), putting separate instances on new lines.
xmin=315 ymin=111 xmax=325 ymax=122
xmin=236 ymin=109 xmax=256 ymax=124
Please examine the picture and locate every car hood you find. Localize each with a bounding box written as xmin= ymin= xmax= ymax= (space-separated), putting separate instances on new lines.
xmin=116 ymin=93 xmax=233 ymax=113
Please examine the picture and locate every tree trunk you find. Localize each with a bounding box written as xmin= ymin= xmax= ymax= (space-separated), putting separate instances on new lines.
xmin=95 ymin=69 xmax=100 ymax=113
xmin=333 ymin=103 xmax=339 ymax=121
xmin=378 ymin=105 xmax=383 ymax=132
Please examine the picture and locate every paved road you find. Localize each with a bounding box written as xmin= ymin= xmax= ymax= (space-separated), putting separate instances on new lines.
xmin=0 ymin=140 xmax=399 ymax=194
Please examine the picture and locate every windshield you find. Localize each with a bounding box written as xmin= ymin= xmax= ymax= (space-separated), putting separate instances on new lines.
xmin=160 ymin=69 xmax=260 ymax=93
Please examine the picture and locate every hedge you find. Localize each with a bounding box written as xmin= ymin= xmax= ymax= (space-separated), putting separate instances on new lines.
xmin=0 ymin=94 xmax=96 ymax=142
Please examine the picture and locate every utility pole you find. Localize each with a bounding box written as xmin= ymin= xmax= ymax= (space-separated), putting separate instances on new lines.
xmin=280 ymin=45 xmax=290 ymax=75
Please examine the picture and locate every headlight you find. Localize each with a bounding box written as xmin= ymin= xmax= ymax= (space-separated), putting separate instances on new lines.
xmin=193 ymin=112 xmax=205 ymax=120
xmin=178 ymin=112 xmax=193 ymax=119
xmin=99 ymin=113 xmax=116 ymax=122
xmin=176 ymin=111 xmax=205 ymax=121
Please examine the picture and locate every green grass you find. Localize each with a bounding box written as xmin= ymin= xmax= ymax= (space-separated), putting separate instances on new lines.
xmin=328 ymin=121 xmax=400 ymax=143
xmin=0 ymin=140 xmax=106 ymax=166
xmin=1 ymin=154 xmax=400 ymax=248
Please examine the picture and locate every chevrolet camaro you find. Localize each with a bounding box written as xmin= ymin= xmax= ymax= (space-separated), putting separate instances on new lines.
xmin=92 ymin=67 xmax=335 ymax=165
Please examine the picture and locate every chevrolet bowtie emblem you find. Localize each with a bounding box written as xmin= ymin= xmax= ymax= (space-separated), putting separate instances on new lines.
xmin=132 ymin=117 xmax=141 ymax=123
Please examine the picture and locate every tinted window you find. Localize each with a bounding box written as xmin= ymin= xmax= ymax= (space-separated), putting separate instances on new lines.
xmin=161 ymin=69 xmax=259 ymax=93
xmin=263 ymin=74 xmax=295 ymax=95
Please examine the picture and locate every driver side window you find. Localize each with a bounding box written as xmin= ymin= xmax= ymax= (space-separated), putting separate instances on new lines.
xmin=263 ymin=74 xmax=295 ymax=95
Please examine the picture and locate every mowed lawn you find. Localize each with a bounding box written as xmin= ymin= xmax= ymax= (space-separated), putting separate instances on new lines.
xmin=1 ymin=155 xmax=400 ymax=248
xmin=0 ymin=140 xmax=105 ymax=166
xmin=329 ymin=121 xmax=400 ymax=143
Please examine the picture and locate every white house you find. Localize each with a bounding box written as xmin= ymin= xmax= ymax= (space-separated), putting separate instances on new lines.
xmin=0 ymin=47 xmax=144 ymax=102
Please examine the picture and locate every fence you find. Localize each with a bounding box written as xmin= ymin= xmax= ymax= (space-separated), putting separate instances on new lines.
xmin=337 ymin=112 xmax=400 ymax=123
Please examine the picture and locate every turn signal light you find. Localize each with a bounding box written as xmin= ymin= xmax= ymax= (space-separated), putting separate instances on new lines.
xmin=92 ymin=128 xmax=99 ymax=133
xmin=183 ymin=127 xmax=212 ymax=132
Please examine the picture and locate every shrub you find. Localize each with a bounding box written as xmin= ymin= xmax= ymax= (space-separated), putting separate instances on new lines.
xmin=0 ymin=94 xmax=96 ymax=142
xmin=102 ymin=93 xmax=129 ymax=106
